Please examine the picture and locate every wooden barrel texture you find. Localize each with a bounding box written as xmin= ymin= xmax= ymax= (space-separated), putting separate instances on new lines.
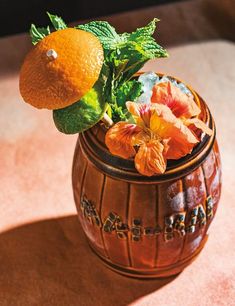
xmin=72 ymin=77 xmax=222 ymax=278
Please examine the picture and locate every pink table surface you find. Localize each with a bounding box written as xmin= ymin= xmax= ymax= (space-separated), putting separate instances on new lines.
xmin=0 ymin=32 xmax=235 ymax=305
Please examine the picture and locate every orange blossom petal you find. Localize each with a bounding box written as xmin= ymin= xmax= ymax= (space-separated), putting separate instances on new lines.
xmin=149 ymin=103 xmax=199 ymax=159
xmin=105 ymin=122 xmax=142 ymax=159
xmin=135 ymin=140 xmax=166 ymax=176
xmin=151 ymin=82 xmax=200 ymax=118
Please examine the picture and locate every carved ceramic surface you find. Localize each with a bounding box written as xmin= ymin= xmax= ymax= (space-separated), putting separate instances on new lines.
xmin=72 ymin=75 xmax=222 ymax=278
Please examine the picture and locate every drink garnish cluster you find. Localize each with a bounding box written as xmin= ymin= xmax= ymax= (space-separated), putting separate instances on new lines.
xmin=19 ymin=13 xmax=212 ymax=176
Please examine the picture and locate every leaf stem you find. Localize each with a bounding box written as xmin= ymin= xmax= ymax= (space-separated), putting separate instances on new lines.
xmin=102 ymin=112 xmax=113 ymax=127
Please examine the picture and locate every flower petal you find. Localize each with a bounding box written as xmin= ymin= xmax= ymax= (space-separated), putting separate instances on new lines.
xmin=149 ymin=104 xmax=199 ymax=159
xmin=105 ymin=122 xmax=142 ymax=159
xmin=131 ymin=130 xmax=151 ymax=146
xmin=126 ymin=101 xmax=152 ymax=128
xmin=166 ymin=137 xmax=197 ymax=160
xmin=126 ymin=101 xmax=141 ymax=117
xmin=151 ymin=82 xmax=200 ymax=118
xmin=135 ymin=140 xmax=166 ymax=176
xmin=184 ymin=118 xmax=213 ymax=136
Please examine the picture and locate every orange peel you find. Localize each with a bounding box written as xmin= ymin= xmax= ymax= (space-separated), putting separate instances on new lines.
xmin=19 ymin=28 xmax=104 ymax=110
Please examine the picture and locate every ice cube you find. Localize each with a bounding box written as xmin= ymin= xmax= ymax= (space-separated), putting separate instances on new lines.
xmin=177 ymin=82 xmax=192 ymax=96
xmin=138 ymin=71 xmax=159 ymax=92
xmin=156 ymin=75 xmax=193 ymax=96
xmin=157 ymin=75 xmax=171 ymax=84
xmin=136 ymin=72 xmax=159 ymax=103
xmin=136 ymin=92 xmax=153 ymax=104
xmin=136 ymin=72 xmax=193 ymax=104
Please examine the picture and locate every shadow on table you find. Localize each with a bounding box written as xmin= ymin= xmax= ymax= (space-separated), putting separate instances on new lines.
xmin=0 ymin=216 xmax=178 ymax=305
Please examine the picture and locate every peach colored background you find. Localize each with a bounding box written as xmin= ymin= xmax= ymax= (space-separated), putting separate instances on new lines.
xmin=0 ymin=1 xmax=235 ymax=305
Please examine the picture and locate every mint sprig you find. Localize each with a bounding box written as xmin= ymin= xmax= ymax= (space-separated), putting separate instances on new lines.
xmin=79 ymin=18 xmax=168 ymax=121
xmin=77 ymin=21 xmax=122 ymax=50
xmin=116 ymin=80 xmax=143 ymax=108
xmin=30 ymin=24 xmax=50 ymax=45
xmin=47 ymin=12 xmax=67 ymax=30
xmin=30 ymin=13 xmax=67 ymax=45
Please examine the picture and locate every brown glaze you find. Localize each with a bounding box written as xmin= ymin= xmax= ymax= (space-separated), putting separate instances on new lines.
xmin=72 ymin=74 xmax=222 ymax=278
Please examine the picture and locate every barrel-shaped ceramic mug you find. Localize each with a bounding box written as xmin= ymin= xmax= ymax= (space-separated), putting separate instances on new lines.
xmin=72 ymin=73 xmax=222 ymax=278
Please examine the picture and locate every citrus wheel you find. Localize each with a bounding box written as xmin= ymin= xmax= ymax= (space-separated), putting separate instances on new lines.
xmin=19 ymin=28 xmax=104 ymax=110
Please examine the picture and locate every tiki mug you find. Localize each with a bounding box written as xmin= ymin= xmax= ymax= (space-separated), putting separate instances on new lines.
xmin=72 ymin=74 xmax=222 ymax=278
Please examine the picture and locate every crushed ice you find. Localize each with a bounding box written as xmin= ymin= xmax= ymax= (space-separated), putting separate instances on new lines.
xmin=136 ymin=72 xmax=193 ymax=104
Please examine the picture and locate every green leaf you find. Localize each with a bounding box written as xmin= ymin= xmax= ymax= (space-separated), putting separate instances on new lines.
xmin=116 ymin=80 xmax=142 ymax=107
xmin=29 ymin=13 xmax=67 ymax=45
xmin=128 ymin=18 xmax=159 ymax=40
xmin=77 ymin=18 xmax=168 ymax=122
xmin=76 ymin=21 xmax=121 ymax=50
xmin=109 ymin=43 xmax=148 ymax=83
xmin=120 ymin=18 xmax=168 ymax=61
xmin=30 ymin=24 xmax=50 ymax=45
xmin=53 ymin=84 xmax=107 ymax=134
xmin=47 ymin=12 xmax=67 ymax=30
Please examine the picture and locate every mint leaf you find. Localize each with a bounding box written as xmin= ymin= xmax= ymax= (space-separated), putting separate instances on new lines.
xmin=127 ymin=18 xmax=159 ymax=40
xmin=77 ymin=21 xmax=122 ymax=50
xmin=29 ymin=13 xmax=67 ymax=45
xmin=116 ymin=80 xmax=142 ymax=108
xmin=47 ymin=12 xmax=67 ymax=30
xmin=30 ymin=24 xmax=50 ymax=45
xmin=119 ymin=18 xmax=168 ymax=64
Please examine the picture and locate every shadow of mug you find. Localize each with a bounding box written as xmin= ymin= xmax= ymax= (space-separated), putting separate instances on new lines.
xmin=0 ymin=216 xmax=178 ymax=305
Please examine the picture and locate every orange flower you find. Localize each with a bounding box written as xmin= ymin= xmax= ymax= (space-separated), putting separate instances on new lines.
xmin=135 ymin=140 xmax=167 ymax=176
xmin=105 ymin=102 xmax=199 ymax=176
xmin=151 ymin=81 xmax=200 ymax=118
xmin=105 ymin=122 xmax=142 ymax=159
xmin=151 ymin=82 xmax=212 ymax=136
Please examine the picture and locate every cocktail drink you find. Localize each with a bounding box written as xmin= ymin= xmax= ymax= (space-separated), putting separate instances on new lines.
xmin=19 ymin=13 xmax=221 ymax=278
